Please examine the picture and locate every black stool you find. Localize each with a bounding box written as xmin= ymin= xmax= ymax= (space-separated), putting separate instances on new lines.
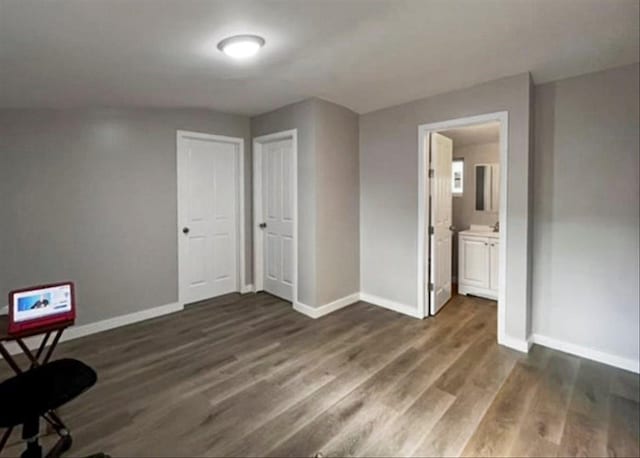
xmin=0 ymin=358 xmax=103 ymax=458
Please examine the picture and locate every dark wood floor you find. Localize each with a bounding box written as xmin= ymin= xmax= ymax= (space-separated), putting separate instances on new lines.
xmin=1 ymin=293 xmax=639 ymax=457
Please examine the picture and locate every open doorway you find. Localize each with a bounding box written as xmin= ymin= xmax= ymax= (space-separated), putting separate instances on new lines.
xmin=440 ymin=122 xmax=501 ymax=303
xmin=418 ymin=112 xmax=508 ymax=343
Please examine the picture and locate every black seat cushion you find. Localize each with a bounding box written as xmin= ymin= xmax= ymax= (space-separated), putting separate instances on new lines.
xmin=0 ymin=358 xmax=97 ymax=427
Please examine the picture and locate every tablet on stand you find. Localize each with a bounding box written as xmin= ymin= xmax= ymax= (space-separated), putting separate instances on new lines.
xmin=8 ymin=282 xmax=75 ymax=336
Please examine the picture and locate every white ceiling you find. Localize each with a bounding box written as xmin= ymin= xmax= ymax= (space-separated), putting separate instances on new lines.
xmin=440 ymin=122 xmax=500 ymax=148
xmin=0 ymin=0 xmax=638 ymax=115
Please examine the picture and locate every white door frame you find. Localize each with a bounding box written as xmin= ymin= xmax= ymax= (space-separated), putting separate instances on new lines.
xmin=418 ymin=112 xmax=509 ymax=346
xmin=176 ymin=130 xmax=246 ymax=306
xmin=252 ymin=129 xmax=298 ymax=306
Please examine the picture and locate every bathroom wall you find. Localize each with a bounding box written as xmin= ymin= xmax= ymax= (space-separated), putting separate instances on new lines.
xmin=452 ymin=141 xmax=500 ymax=231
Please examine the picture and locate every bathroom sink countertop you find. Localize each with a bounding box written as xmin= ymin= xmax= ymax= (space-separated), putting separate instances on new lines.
xmin=459 ymin=225 xmax=500 ymax=238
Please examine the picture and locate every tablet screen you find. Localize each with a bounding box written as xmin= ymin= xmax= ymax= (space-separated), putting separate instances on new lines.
xmin=12 ymin=284 xmax=73 ymax=323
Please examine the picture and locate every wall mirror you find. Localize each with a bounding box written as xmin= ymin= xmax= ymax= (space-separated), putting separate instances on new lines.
xmin=475 ymin=163 xmax=499 ymax=212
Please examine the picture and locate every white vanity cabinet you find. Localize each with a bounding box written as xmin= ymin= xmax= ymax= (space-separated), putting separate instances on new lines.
xmin=458 ymin=230 xmax=499 ymax=300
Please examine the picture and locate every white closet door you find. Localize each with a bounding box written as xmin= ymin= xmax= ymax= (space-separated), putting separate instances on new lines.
xmin=429 ymin=132 xmax=453 ymax=315
xmin=261 ymin=138 xmax=294 ymax=301
xmin=179 ymin=136 xmax=238 ymax=304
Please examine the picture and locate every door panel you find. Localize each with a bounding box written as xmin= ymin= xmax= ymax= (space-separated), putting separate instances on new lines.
xmin=282 ymin=236 xmax=294 ymax=284
xmin=262 ymin=138 xmax=294 ymax=301
xmin=460 ymin=236 xmax=489 ymax=288
xmin=213 ymin=233 xmax=233 ymax=280
xmin=266 ymin=233 xmax=280 ymax=280
xmin=282 ymin=146 xmax=294 ymax=222
xmin=429 ymin=132 xmax=453 ymax=315
xmin=188 ymin=235 xmax=207 ymax=287
xmin=179 ymin=136 xmax=239 ymax=304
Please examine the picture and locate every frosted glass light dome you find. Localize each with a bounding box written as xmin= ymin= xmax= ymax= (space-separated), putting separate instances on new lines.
xmin=217 ymin=35 xmax=265 ymax=59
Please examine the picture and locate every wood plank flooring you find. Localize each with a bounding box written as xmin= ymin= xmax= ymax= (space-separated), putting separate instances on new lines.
xmin=1 ymin=292 xmax=638 ymax=457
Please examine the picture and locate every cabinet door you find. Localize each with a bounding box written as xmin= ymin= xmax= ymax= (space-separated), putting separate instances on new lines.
xmin=489 ymin=240 xmax=499 ymax=291
xmin=459 ymin=236 xmax=489 ymax=288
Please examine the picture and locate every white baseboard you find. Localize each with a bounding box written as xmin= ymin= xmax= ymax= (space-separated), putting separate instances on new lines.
xmin=12 ymin=296 xmax=635 ymax=373
xmin=2 ymin=301 xmax=183 ymax=357
xmin=294 ymin=291 xmax=423 ymax=320
xmin=531 ymin=333 xmax=640 ymax=374
xmin=359 ymin=293 xmax=423 ymax=319
xmin=240 ymin=284 xmax=254 ymax=294
xmin=498 ymin=332 xmax=531 ymax=353
xmin=293 ymin=293 xmax=360 ymax=319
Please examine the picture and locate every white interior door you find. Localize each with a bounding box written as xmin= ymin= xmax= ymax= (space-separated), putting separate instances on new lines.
xmin=261 ymin=138 xmax=294 ymax=301
xmin=429 ymin=132 xmax=453 ymax=315
xmin=178 ymin=134 xmax=239 ymax=304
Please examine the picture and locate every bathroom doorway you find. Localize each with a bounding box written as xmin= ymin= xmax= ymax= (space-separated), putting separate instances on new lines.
xmin=418 ymin=112 xmax=508 ymax=343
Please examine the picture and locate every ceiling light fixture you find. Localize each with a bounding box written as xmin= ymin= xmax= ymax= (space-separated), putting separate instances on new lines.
xmin=217 ymin=35 xmax=265 ymax=59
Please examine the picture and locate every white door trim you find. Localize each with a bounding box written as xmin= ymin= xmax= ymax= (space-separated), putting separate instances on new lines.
xmin=176 ymin=130 xmax=246 ymax=307
xmin=253 ymin=129 xmax=298 ymax=307
xmin=418 ymin=112 xmax=510 ymax=349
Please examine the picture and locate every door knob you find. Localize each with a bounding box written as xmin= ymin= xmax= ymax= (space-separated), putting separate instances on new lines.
xmin=259 ymin=222 xmax=267 ymax=229
xmin=182 ymin=227 xmax=190 ymax=234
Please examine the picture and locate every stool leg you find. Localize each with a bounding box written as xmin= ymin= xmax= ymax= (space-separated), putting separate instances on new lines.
xmin=0 ymin=427 xmax=13 ymax=451
xmin=21 ymin=416 xmax=42 ymax=458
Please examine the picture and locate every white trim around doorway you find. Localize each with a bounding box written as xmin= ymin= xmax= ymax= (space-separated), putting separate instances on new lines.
xmin=417 ymin=112 xmax=512 ymax=351
xmin=252 ymin=129 xmax=299 ymax=308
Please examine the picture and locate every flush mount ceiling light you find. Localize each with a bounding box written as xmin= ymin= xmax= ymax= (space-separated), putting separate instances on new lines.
xmin=217 ymin=35 xmax=265 ymax=59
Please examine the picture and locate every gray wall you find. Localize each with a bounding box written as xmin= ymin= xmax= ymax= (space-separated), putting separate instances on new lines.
xmin=0 ymin=108 xmax=251 ymax=325
xmin=532 ymin=63 xmax=640 ymax=363
xmin=251 ymin=98 xmax=360 ymax=307
xmin=314 ymin=99 xmax=360 ymax=305
xmin=251 ymin=100 xmax=318 ymax=306
xmin=4 ymin=64 xmax=636 ymax=367
xmin=451 ymin=141 xmax=500 ymax=282
xmin=452 ymin=141 xmax=500 ymax=231
xmin=359 ymin=73 xmax=532 ymax=343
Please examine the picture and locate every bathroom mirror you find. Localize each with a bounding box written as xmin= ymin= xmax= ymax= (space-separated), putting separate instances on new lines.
xmin=475 ymin=163 xmax=499 ymax=212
